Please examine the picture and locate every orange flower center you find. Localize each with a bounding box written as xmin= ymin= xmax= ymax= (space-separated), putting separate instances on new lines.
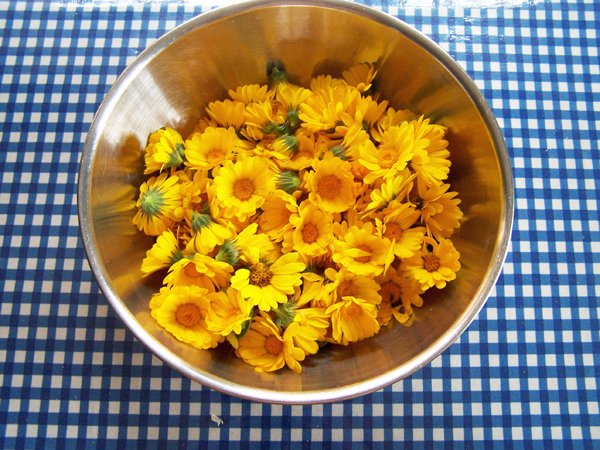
xmin=345 ymin=302 xmax=362 ymax=317
xmin=206 ymin=149 xmax=225 ymax=164
xmin=355 ymin=245 xmax=372 ymax=263
xmin=302 ymin=223 xmax=319 ymax=243
xmin=378 ymin=149 xmax=397 ymax=169
xmin=175 ymin=303 xmax=202 ymax=328
xmin=317 ymin=174 xmax=341 ymax=200
xmin=184 ymin=262 xmax=201 ymax=278
xmin=233 ymin=178 xmax=254 ymax=200
xmin=423 ymin=254 xmax=441 ymax=272
xmin=249 ymin=263 xmax=273 ymax=287
xmin=380 ymin=280 xmax=401 ymax=303
xmin=264 ymin=335 xmax=283 ymax=355
xmin=337 ymin=279 xmax=354 ymax=298
xmin=384 ymin=222 xmax=403 ymax=241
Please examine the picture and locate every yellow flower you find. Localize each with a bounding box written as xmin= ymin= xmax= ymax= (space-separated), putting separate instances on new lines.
xmin=364 ymin=170 xmax=415 ymax=215
xmin=305 ymin=154 xmax=357 ymax=213
xmin=188 ymin=213 xmax=236 ymax=254
xmin=410 ymin=116 xmax=451 ymax=183
xmin=372 ymin=107 xmax=417 ymax=142
xmin=326 ymin=296 xmax=380 ymax=345
xmin=216 ymin=222 xmax=279 ymax=266
xmin=275 ymin=83 xmax=312 ymax=122
xmin=133 ymin=172 xmax=181 ymax=236
xmin=340 ymin=95 xmax=388 ymax=134
xmin=205 ymin=288 xmax=253 ymax=336
xmin=278 ymin=129 xmax=323 ymax=171
xmin=293 ymin=272 xmax=332 ymax=308
xmin=375 ymin=205 xmax=425 ymax=260
xmin=375 ymin=264 xmax=419 ymax=325
xmin=359 ymin=121 xmax=415 ymax=184
xmin=152 ymin=285 xmax=223 ymax=349
xmin=141 ymin=229 xmax=182 ymax=277
xmin=342 ymin=62 xmax=377 ymax=93
xmin=309 ymin=74 xmax=348 ymax=93
xmin=243 ymin=100 xmax=284 ymax=141
xmin=401 ymin=237 xmax=461 ymax=290
xmin=284 ymin=201 xmax=334 ymax=257
xmin=185 ymin=127 xmax=242 ymax=171
xmin=230 ymin=252 xmax=306 ymax=312
xmin=236 ymin=313 xmax=305 ymax=373
xmin=324 ymin=267 xmax=382 ymax=306
xmin=412 ymin=176 xmax=463 ymax=240
xmin=205 ymin=99 xmax=246 ymax=129
xmin=175 ymin=169 xmax=209 ymax=221
xmin=258 ymin=190 xmax=298 ymax=242
xmin=332 ymin=222 xmax=390 ymax=276
xmin=143 ymin=127 xmax=185 ymax=174
xmin=299 ymin=85 xmax=361 ymax=133
xmin=212 ymin=156 xmax=275 ymax=221
xmin=228 ymin=83 xmax=272 ymax=104
xmin=163 ymin=253 xmax=233 ymax=292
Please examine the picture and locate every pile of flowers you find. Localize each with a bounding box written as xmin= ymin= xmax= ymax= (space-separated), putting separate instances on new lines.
xmin=132 ymin=63 xmax=462 ymax=373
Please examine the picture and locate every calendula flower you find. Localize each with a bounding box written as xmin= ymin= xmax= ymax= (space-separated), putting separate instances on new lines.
xmin=327 ymin=296 xmax=380 ymax=345
xmin=359 ymin=121 xmax=415 ymax=184
xmin=375 ymin=205 xmax=425 ymax=260
xmin=279 ymin=129 xmax=322 ymax=171
xmin=364 ymin=170 xmax=415 ymax=215
xmin=401 ymin=237 xmax=461 ymax=290
xmin=372 ymin=108 xmax=417 ymax=142
xmin=141 ymin=229 xmax=183 ymax=277
xmin=228 ymin=83 xmax=272 ymax=104
xmin=284 ymin=201 xmax=334 ymax=257
xmin=342 ymin=62 xmax=377 ymax=93
xmin=412 ymin=176 xmax=463 ymax=240
xmin=309 ymin=74 xmax=348 ymax=93
xmin=206 ymin=99 xmax=246 ymax=129
xmin=230 ymin=252 xmax=306 ymax=311
xmin=293 ymin=272 xmax=332 ymax=308
xmin=275 ymin=83 xmax=312 ymax=127
xmin=375 ymin=264 xmax=415 ymax=325
xmin=258 ymin=190 xmax=298 ymax=242
xmin=284 ymin=312 xmax=329 ymax=359
xmin=271 ymin=134 xmax=299 ymax=156
xmin=133 ymin=172 xmax=181 ymax=236
xmin=275 ymin=170 xmax=301 ymax=194
xmin=212 ymin=156 xmax=275 ymax=221
xmin=175 ymin=169 xmax=209 ymax=221
xmin=143 ymin=127 xmax=185 ymax=174
xmin=332 ymin=222 xmax=390 ymax=276
xmin=216 ymin=222 xmax=278 ymax=266
xmin=324 ymin=267 xmax=382 ymax=305
xmin=236 ymin=313 xmax=305 ymax=373
xmin=152 ymin=285 xmax=223 ymax=349
xmin=299 ymin=85 xmax=361 ymax=133
xmin=410 ymin=116 xmax=451 ymax=183
xmin=205 ymin=288 xmax=253 ymax=337
xmin=305 ymin=154 xmax=357 ymax=213
xmin=185 ymin=127 xmax=242 ymax=171
xmin=340 ymin=95 xmax=388 ymax=134
xmin=244 ymin=100 xmax=285 ymax=141
xmin=163 ymin=253 xmax=233 ymax=292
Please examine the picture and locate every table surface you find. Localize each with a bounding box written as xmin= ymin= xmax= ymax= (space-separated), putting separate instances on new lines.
xmin=1 ymin=0 xmax=599 ymax=447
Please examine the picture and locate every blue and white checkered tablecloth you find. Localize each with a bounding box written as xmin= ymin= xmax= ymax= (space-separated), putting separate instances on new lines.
xmin=0 ymin=0 xmax=598 ymax=447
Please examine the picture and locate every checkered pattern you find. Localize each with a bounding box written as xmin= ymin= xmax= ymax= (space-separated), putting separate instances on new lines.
xmin=0 ymin=0 xmax=598 ymax=447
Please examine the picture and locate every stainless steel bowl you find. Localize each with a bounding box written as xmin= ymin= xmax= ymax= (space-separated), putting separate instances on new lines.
xmin=78 ymin=0 xmax=513 ymax=403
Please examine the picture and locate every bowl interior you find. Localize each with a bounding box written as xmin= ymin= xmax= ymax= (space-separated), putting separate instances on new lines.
xmin=79 ymin=1 xmax=512 ymax=403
